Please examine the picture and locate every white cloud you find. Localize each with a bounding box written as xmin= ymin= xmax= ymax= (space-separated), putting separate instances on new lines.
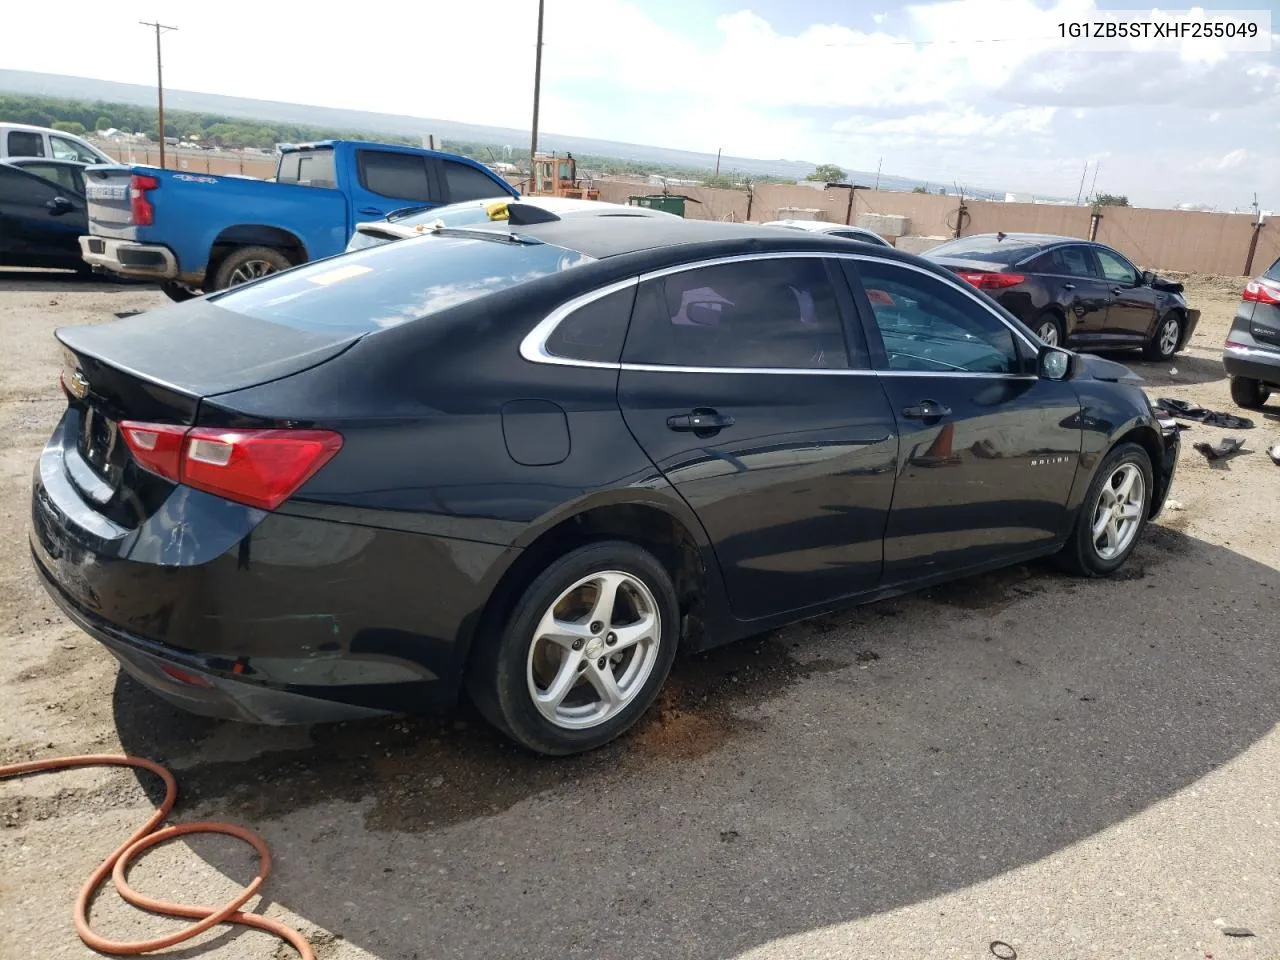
xmin=1217 ymin=149 xmax=1250 ymax=170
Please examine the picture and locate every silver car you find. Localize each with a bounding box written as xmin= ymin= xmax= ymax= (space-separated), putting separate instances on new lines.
xmin=762 ymin=218 xmax=891 ymax=247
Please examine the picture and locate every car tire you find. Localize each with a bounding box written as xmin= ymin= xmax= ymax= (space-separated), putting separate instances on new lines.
xmin=1229 ymin=376 xmax=1271 ymax=410
xmin=1033 ymin=311 xmax=1066 ymax=347
xmin=468 ymin=541 xmax=680 ymax=756
xmin=1143 ymin=312 xmax=1182 ymax=360
xmin=1054 ymin=442 xmax=1153 ymax=577
xmin=160 ymin=281 xmax=200 ymax=303
xmin=211 ymin=246 xmax=292 ymax=291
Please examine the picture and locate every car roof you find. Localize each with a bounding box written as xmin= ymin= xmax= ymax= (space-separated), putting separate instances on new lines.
xmin=765 ymin=219 xmax=861 ymax=233
xmin=4 ymin=157 xmax=86 ymax=167
xmin=956 ymin=232 xmax=1085 ymax=246
xmin=485 ymin=217 xmax=901 ymax=261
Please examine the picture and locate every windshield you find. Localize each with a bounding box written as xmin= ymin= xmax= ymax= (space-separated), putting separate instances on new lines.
xmin=927 ymin=235 xmax=1040 ymax=266
xmin=210 ymin=233 xmax=595 ymax=335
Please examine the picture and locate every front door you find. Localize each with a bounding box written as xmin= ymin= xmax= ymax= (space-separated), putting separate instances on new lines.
xmin=1095 ymin=246 xmax=1158 ymax=343
xmin=1033 ymin=243 xmax=1112 ymax=345
xmin=617 ymin=256 xmax=899 ymax=621
xmin=843 ymin=258 xmax=1082 ymax=582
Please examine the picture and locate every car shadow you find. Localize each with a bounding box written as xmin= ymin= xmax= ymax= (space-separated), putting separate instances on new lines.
xmin=0 ymin=268 xmax=151 ymax=294
xmin=1105 ymin=351 xmax=1225 ymax=388
xmin=112 ymin=528 xmax=1280 ymax=960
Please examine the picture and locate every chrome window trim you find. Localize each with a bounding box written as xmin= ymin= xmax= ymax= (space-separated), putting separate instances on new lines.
xmin=519 ymin=250 xmax=1041 ymax=374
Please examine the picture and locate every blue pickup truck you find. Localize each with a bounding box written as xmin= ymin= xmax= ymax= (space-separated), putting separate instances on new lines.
xmin=78 ymin=140 xmax=519 ymax=300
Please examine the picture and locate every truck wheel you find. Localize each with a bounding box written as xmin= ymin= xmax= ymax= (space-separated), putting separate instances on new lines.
xmin=1229 ymin=376 xmax=1271 ymax=410
xmin=160 ymin=281 xmax=200 ymax=303
xmin=211 ymin=246 xmax=292 ymax=291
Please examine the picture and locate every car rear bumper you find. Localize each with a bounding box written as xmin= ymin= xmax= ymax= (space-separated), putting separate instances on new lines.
xmin=1180 ymin=308 xmax=1201 ymax=348
xmin=78 ymin=235 xmax=181 ymax=281
xmin=1223 ymin=342 xmax=1280 ymax=387
xmin=30 ymin=411 xmax=510 ymax=724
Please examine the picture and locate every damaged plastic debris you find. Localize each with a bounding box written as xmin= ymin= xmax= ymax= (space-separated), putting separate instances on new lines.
xmin=1221 ymin=927 xmax=1255 ymax=938
xmin=1269 ymin=442 xmax=1280 ymax=466
xmin=1193 ymin=437 xmax=1247 ymax=461
xmin=1154 ymin=398 xmax=1254 ymax=430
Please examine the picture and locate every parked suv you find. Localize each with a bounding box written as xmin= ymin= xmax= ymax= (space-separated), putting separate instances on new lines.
xmin=925 ymin=233 xmax=1199 ymax=360
xmin=1223 ymin=255 xmax=1280 ymax=409
xmin=0 ymin=123 xmax=112 ymax=165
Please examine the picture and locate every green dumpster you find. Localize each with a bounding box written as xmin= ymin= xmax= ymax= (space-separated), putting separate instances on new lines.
xmin=628 ymin=194 xmax=694 ymax=217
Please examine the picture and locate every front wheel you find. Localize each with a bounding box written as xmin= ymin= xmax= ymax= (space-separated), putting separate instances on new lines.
xmin=1143 ymin=313 xmax=1182 ymax=360
xmin=160 ymin=281 xmax=200 ymax=303
xmin=468 ymin=541 xmax=679 ymax=755
xmin=1055 ymin=442 xmax=1153 ymax=576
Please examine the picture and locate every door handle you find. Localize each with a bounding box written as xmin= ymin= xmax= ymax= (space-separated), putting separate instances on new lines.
xmin=1111 ymin=286 xmax=1123 ymax=295
xmin=358 ymin=206 xmax=382 ymax=216
xmin=902 ymin=400 xmax=951 ymax=420
xmin=667 ymin=410 xmax=735 ymax=432
xmin=1061 ymin=282 xmax=1075 ymax=290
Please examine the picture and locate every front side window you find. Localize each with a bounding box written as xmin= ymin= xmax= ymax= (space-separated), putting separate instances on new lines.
xmin=854 ymin=261 xmax=1020 ymax=374
xmin=443 ymin=160 xmax=508 ymax=203
xmin=358 ymin=151 xmax=433 ymax=201
xmin=7 ymin=131 xmax=45 ymax=158
xmin=1094 ymin=248 xmax=1139 ymax=285
xmin=49 ymin=135 xmax=103 ymax=163
xmin=623 ymin=258 xmax=852 ymax=370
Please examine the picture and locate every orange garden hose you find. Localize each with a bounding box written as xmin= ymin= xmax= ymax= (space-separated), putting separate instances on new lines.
xmin=0 ymin=754 xmax=313 ymax=958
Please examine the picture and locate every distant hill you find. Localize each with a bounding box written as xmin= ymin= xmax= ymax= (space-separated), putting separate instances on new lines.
xmin=0 ymin=68 xmax=1006 ymax=198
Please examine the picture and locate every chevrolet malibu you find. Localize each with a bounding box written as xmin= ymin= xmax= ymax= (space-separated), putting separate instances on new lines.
xmin=32 ymin=217 xmax=1179 ymax=755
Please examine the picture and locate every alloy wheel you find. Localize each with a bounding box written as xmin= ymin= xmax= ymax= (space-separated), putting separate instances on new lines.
xmin=1091 ymin=462 xmax=1146 ymax=561
xmin=526 ymin=570 xmax=662 ymax=730
xmin=1158 ymin=318 xmax=1179 ymax=357
xmin=227 ymin=259 xmax=279 ymax=286
xmin=1037 ymin=321 xmax=1060 ymax=346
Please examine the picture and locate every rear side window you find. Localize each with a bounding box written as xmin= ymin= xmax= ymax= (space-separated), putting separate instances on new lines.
xmin=623 ymin=258 xmax=852 ymax=370
xmin=0 ymin=166 xmax=57 ymax=204
xmin=210 ymin=234 xmax=594 ymax=334
xmin=17 ymin=163 xmax=80 ymax=194
xmin=443 ymin=160 xmax=508 ymax=203
xmin=358 ymin=151 xmax=433 ymax=201
xmin=1031 ymin=246 xmax=1097 ymax=278
xmin=7 ymin=131 xmax=45 ymax=157
xmin=1261 ymin=257 xmax=1280 ymax=283
xmin=277 ymin=149 xmax=337 ymax=188
xmin=545 ymin=286 xmax=636 ymax=363
xmin=929 ymin=235 xmax=1039 ymax=266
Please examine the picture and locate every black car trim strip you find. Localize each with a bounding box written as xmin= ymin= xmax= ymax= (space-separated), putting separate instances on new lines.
xmin=519 ymin=251 xmax=1042 ymax=373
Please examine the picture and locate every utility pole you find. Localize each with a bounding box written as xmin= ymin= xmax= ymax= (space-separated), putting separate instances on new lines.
xmin=1075 ymin=161 xmax=1088 ymax=205
xmin=529 ymin=0 xmax=545 ymax=174
xmin=874 ymin=157 xmax=882 ymax=192
xmin=1244 ymin=193 xmax=1264 ymax=276
xmin=1087 ymin=161 xmax=1100 ymax=204
xmin=715 ymin=147 xmax=721 ymax=177
xmin=140 ymin=20 xmax=178 ymax=169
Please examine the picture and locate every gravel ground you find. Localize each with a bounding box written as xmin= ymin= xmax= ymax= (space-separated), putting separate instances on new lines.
xmin=1 ymin=269 xmax=1277 ymax=960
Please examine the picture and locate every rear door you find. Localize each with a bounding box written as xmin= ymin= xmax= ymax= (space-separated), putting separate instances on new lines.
xmin=1095 ymin=246 xmax=1157 ymax=342
xmin=844 ymin=257 xmax=1081 ymax=582
xmin=438 ymin=157 xmax=511 ymax=203
xmin=617 ymin=255 xmax=899 ymax=621
xmin=1028 ymin=244 xmax=1111 ymax=344
xmin=348 ymin=148 xmax=442 ymax=222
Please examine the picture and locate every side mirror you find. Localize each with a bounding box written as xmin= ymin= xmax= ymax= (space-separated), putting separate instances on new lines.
xmin=1039 ymin=345 xmax=1072 ymax=381
xmin=46 ymin=196 xmax=74 ymax=216
xmin=1141 ymin=270 xmax=1155 ymax=286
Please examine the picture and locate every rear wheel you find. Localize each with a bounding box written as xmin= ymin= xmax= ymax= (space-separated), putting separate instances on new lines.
xmin=1033 ymin=311 xmax=1065 ymax=347
xmin=210 ymin=246 xmax=292 ymax=291
xmin=1055 ymin=442 xmax=1152 ymax=576
xmin=468 ymin=541 xmax=679 ymax=755
xmin=1143 ymin=312 xmax=1182 ymax=360
xmin=1229 ymin=376 xmax=1271 ymax=410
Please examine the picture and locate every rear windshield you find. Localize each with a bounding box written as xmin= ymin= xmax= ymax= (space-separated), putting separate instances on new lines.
xmin=388 ymin=199 xmax=512 ymax=229
xmin=1264 ymin=257 xmax=1280 ymax=283
xmin=209 ymin=234 xmax=594 ymax=334
xmin=928 ymin=235 xmax=1040 ymax=265
xmin=276 ymin=148 xmax=337 ymax=187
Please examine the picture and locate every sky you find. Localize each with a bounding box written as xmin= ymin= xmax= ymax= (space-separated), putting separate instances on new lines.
xmin=3 ymin=0 xmax=1278 ymax=209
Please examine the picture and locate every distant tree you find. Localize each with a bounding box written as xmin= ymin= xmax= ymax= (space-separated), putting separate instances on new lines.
xmin=807 ymin=163 xmax=846 ymax=183
xmin=95 ymin=115 xmax=112 ymax=132
xmin=52 ymin=120 xmax=86 ymax=135
xmin=911 ymin=186 xmax=929 ymax=194
xmin=1095 ymin=193 xmax=1129 ymax=207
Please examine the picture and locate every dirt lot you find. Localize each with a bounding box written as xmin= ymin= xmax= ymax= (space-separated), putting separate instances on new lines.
xmin=1 ymin=270 xmax=1277 ymax=960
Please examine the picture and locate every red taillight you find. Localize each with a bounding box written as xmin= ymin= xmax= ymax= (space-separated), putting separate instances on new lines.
xmin=129 ymin=174 xmax=159 ymax=226
xmin=1243 ymin=278 xmax=1280 ymax=305
xmin=957 ymin=271 xmax=1025 ymax=290
xmin=120 ymin=422 xmax=342 ymax=510
xmin=159 ymin=664 xmax=212 ymax=687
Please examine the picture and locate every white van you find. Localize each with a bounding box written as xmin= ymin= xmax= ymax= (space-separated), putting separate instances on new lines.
xmin=0 ymin=123 xmax=114 ymax=165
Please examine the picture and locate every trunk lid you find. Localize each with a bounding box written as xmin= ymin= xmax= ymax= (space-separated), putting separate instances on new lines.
xmin=55 ymin=299 xmax=361 ymax=524
xmin=82 ymin=164 xmax=141 ymax=240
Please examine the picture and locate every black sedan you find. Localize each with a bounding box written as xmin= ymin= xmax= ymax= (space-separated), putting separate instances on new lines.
xmin=925 ymin=233 xmax=1199 ymax=360
xmin=0 ymin=160 xmax=87 ymax=271
xmin=32 ymin=218 xmax=1179 ymax=755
